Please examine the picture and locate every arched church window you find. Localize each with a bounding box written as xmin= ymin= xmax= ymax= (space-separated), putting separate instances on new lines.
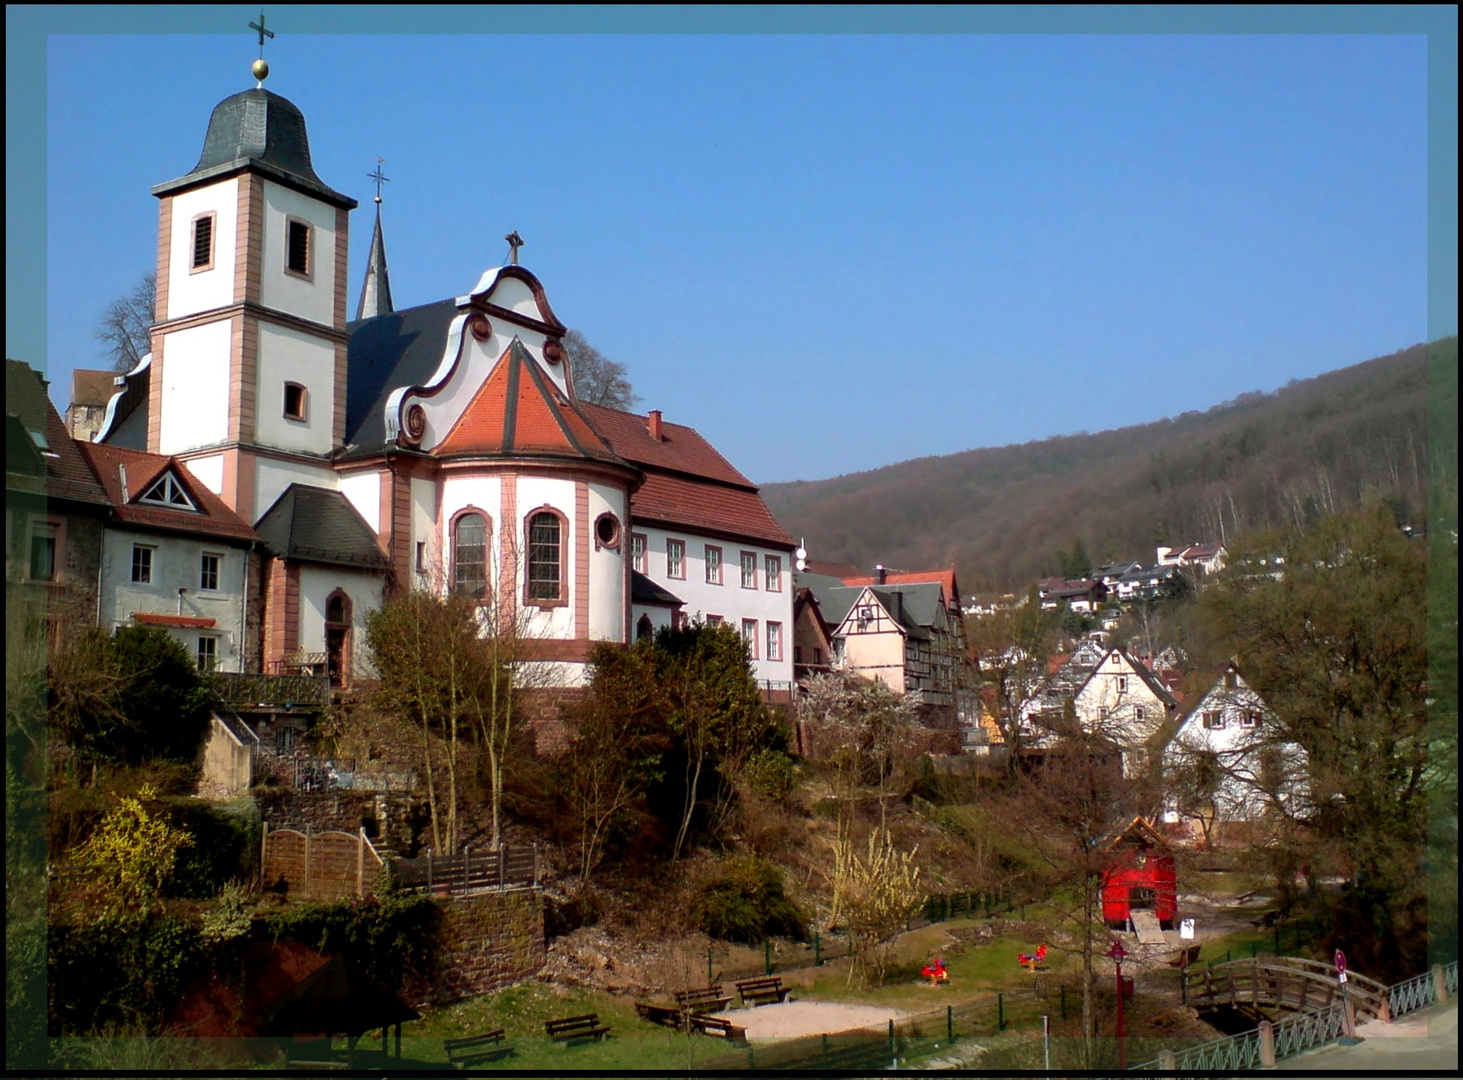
xmin=636 ymin=614 xmax=654 ymax=642
xmin=527 ymin=511 xmax=563 ymax=602
xmin=324 ymin=590 xmax=352 ymax=689
xmin=453 ymin=512 xmax=489 ymax=600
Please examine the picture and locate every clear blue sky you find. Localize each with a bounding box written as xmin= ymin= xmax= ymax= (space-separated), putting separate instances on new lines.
xmin=9 ymin=7 xmax=1457 ymax=484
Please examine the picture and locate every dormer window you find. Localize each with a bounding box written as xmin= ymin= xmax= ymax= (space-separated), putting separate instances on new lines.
xmin=283 ymin=382 xmax=308 ymax=421
xmin=138 ymin=472 xmax=197 ymax=511
xmin=190 ymin=212 xmax=215 ymax=272
xmin=286 ymin=218 xmax=312 ymax=277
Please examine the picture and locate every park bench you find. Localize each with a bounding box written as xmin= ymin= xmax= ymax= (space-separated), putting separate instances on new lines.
xmin=675 ymin=984 xmax=732 ymax=1014
xmin=688 ymin=1013 xmax=746 ymax=1041
xmin=736 ymin=975 xmax=791 ymax=1007
xmin=545 ymin=1013 xmax=611 ymax=1043
xmin=634 ymin=1001 xmax=686 ymax=1030
xmin=1168 ymin=944 xmax=1202 ymax=968
xmin=444 ymin=1030 xmax=511 ymax=1067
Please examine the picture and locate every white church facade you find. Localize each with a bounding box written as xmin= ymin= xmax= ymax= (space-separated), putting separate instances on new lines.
xmin=94 ymin=78 xmax=796 ymax=694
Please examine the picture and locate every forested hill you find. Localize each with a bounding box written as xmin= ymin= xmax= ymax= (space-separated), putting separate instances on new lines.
xmin=764 ymin=339 xmax=1445 ymax=593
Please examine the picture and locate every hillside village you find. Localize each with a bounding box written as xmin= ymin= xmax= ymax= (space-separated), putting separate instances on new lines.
xmin=8 ymin=42 xmax=1450 ymax=1077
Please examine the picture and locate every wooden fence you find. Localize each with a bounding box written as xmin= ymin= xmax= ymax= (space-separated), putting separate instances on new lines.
xmin=389 ymin=844 xmax=538 ymax=896
xmin=260 ymin=824 xmax=385 ymax=901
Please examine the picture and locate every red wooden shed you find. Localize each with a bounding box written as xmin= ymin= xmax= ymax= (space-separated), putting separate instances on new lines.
xmin=1101 ymin=817 xmax=1178 ymax=929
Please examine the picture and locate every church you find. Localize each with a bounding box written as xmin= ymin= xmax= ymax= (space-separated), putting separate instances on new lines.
xmin=90 ymin=65 xmax=797 ymax=696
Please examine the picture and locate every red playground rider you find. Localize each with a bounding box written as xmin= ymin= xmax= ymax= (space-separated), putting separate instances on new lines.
xmin=1018 ymin=943 xmax=1048 ymax=969
xmin=921 ymin=957 xmax=949 ymax=985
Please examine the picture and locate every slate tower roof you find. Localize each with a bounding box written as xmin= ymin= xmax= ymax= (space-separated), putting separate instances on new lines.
xmin=152 ymin=88 xmax=357 ymax=209
xmin=356 ymin=206 xmax=394 ymax=320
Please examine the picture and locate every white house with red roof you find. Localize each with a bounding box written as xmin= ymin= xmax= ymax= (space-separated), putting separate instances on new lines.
xmin=80 ymin=442 xmax=262 ymax=673
xmin=1067 ymin=646 xmax=1179 ymax=776
xmin=90 ymin=74 xmax=795 ymax=695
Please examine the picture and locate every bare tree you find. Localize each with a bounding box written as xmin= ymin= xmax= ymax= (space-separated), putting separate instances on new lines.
xmin=96 ymin=272 xmax=155 ymax=373
xmin=967 ymin=587 xmax=1060 ymax=775
xmin=563 ymin=329 xmax=638 ymax=410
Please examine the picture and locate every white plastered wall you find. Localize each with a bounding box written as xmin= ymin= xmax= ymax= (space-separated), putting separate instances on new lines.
xmin=184 ymin=454 xmax=225 ymax=496
xmin=339 ymin=470 xmax=382 ymax=533
xmin=159 ymin=320 xmax=232 ymax=454
xmin=298 ymin=565 xmax=383 ymax=678
xmin=514 ymin=475 xmax=577 ymax=640
xmin=411 ymin=475 xmax=438 ymax=590
xmin=165 ymin=178 xmax=239 ymax=320
xmin=587 ymin=481 xmax=627 ymax=641
xmin=259 ymin=179 xmax=337 ymax=327
xmin=255 ymin=322 xmax=338 ymax=454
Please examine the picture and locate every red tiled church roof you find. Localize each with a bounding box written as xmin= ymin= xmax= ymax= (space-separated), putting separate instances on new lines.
xmin=79 ymin=442 xmax=260 ymax=543
xmin=437 ymin=339 xmax=626 ymax=467
xmin=579 ymin=402 xmax=753 ymax=487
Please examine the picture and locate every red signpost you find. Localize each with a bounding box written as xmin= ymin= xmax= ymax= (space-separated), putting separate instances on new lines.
xmin=1107 ymin=938 xmax=1129 ymax=1069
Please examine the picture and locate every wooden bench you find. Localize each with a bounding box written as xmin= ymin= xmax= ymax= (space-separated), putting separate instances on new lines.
xmin=735 ymin=976 xmax=791 ymax=1007
xmin=675 ymin=984 xmax=732 ymax=1014
xmin=634 ymin=1001 xmax=686 ymax=1030
xmin=688 ymin=1014 xmax=746 ymax=1041
xmin=444 ymin=1030 xmax=511 ymax=1067
xmin=1168 ymin=944 xmax=1202 ymax=968
xmin=545 ymin=1014 xmax=611 ymax=1043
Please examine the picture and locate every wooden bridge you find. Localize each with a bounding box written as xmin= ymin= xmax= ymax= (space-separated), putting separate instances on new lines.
xmin=1190 ymin=955 xmax=1388 ymax=1023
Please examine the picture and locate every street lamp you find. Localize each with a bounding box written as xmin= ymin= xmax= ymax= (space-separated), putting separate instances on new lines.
xmin=1106 ymin=938 xmax=1129 ymax=1069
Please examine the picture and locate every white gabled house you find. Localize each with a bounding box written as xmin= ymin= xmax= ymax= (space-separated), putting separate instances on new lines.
xmin=1068 ymin=646 xmax=1179 ymax=775
xmin=1162 ymin=662 xmax=1309 ymax=842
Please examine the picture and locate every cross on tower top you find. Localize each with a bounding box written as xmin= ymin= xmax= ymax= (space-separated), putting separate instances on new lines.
xmin=505 ymin=231 xmax=525 ymax=266
xmin=250 ymin=11 xmax=275 ymax=57
xmin=368 ymin=158 xmax=390 ymax=205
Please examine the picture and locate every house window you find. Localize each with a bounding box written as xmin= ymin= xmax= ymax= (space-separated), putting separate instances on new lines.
xmin=706 ymin=614 xmax=723 ymax=627
xmin=742 ymin=619 xmax=758 ymax=658
xmin=1241 ymin=709 xmax=1261 ymax=729
xmin=766 ymin=621 xmax=783 ymax=662
xmin=636 ymin=614 xmax=654 ymax=641
xmin=30 ymin=526 xmax=58 ymax=582
xmin=1203 ymin=710 xmax=1225 ymax=730
xmin=199 ymin=552 xmax=220 ymax=591
xmin=740 ymin=551 xmax=757 ymax=589
xmin=286 ymin=218 xmax=311 ymax=276
xmin=190 ymin=212 xmax=215 ymax=272
xmin=283 ymin=382 xmax=308 ymax=421
xmin=131 ymin=544 xmax=154 ymax=584
xmin=666 ymin=538 xmax=685 ymax=580
xmin=594 ymin=513 xmax=621 ymax=551
xmin=1117 ymin=676 xmax=1128 ymax=693
xmin=630 ymin=533 xmax=647 ymax=573
xmin=196 ymin=635 xmax=218 ymax=671
xmin=415 ymin=541 xmax=427 ymax=573
xmin=794 ymin=645 xmax=804 ymax=664
xmin=764 ymin=555 xmax=782 ymax=592
xmin=527 ymin=511 xmax=563 ymax=601
xmin=704 ymin=545 xmax=723 ymax=585
xmin=452 ymin=511 xmax=489 ymax=600
xmin=1098 ymin=706 xmax=1109 ymax=721
xmin=1134 ymin=705 xmax=1145 ymax=723
xmin=139 ymin=472 xmax=197 ymax=510
xmin=814 ymin=647 xmax=824 ymax=665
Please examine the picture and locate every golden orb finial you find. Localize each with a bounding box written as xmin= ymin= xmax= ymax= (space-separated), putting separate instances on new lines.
xmin=252 ymin=58 xmax=270 ymax=83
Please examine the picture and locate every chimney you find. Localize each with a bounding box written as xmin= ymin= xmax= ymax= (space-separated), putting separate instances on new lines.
xmin=876 ymin=564 xmax=886 ymax=585
xmin=648 ymin=409 xmax=663 ymax=441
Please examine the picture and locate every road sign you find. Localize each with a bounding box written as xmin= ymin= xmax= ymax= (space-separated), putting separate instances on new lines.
xmin=1334 ymin=949 xmax=1347 ymax=974
xmin=1180 ymin=919 xmax=1195 ymax=940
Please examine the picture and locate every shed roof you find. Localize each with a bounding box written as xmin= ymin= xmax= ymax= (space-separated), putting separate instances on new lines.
xmin=255 ymin=484 xmax=389 ymax=570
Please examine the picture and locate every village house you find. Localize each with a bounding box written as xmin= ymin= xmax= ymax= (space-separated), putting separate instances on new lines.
xmin=81 ymin=75 xmax=795 ymax=705
xmin=1036 ymin=576 xmax=1108 ymax=612
xmin=1162 ymin=661 xmax=1309 ymax=845
xmin=1066 ymin=646 xmax=1179 ymax=776
xmin=1157 ymin=542 xmax=1227 ymax=576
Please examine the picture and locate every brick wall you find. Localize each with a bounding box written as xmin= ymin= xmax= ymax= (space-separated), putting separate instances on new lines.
xmin=517 ymin=686 xmax=587 ymax=755
xmin=255 ymin=788 xmax=427 ymax=856
xmin=401 ymin=889 xmax=545 ymax=1007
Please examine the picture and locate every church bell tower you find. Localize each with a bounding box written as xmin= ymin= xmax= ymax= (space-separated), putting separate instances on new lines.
xmin=146 ymin=54 xmax=356 ymax=522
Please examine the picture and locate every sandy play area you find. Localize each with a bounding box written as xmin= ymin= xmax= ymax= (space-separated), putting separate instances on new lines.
xmin=713 ymin=1000 xmax=906 ymax=1040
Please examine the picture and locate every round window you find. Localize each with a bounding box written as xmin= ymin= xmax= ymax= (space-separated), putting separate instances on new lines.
xmin=595 ymin=514 xmax=620 ymax=549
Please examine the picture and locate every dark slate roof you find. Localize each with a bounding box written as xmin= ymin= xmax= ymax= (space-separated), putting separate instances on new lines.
xmin=795 ymin=573 xmax=861 ymax=629
xmin=871 ymin=582 xmax=947 ymax=637
xmin=5 ymin=359 xmax=111 ymax=507
xmin=254 ymin=484 xmax=389 ymax=570
xmin=342 ymin=297 xmax=459 ymax=453
xmin=631 ymin=569 xmax=683 ymax=607
xmin=153 ymin=89 xmax=356 ymax=210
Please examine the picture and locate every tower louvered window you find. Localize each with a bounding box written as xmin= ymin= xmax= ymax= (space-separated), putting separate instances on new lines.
xmin=287 ymin=219 xmax=311 ymax=275
xmin=191 ymin=215 xmax=214 ymax=269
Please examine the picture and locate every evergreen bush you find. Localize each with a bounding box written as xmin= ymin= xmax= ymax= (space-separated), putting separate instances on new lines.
xmin=689 ymin=855 xmax=806 ymax=943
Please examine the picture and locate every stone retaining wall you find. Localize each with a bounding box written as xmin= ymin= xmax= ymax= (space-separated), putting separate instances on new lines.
xmin=402 ymin=888 xmax=546 ymax=1007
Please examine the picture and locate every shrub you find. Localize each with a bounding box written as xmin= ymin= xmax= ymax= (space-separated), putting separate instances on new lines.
xmin=689 ymin=855 xmax=806 ymax=943
xmin=744 ymin=749 xmax=798 ymax=805
xmin=163 ymin=798 xmax=259 ymax=899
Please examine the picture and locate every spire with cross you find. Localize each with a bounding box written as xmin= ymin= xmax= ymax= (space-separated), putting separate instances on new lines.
xmin=505 ymin=231 xmax=525 ymax=266
xmin=249 ymin=11 xmax=275 ymax=85
xmin=368 ymin=158 xmax=390 ymax=205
